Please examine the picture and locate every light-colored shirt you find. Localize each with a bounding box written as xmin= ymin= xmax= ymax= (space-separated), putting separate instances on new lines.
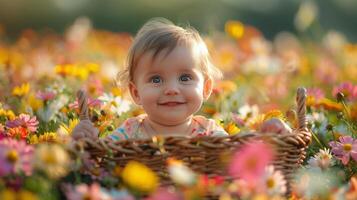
xmin=107 ymin=114 xmax=228 ymax=141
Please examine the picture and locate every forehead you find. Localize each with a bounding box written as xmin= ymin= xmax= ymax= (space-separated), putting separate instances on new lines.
xmin=137 ymin=45 xmax=199 ymax=71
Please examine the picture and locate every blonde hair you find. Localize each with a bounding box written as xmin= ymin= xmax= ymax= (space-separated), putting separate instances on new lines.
xmin=117 ymin=17 xmax=222 ymax=88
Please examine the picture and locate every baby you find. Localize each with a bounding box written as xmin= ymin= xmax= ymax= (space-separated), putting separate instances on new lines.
xmin=73 ymin=18 xmax=228 ymax=140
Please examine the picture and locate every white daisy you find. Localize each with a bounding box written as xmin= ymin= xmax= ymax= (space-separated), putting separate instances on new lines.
xmin=259 ymin=165 xmax=287 ymax=197
xmin=98 ymin=93 xmax=131 ymax=115
xmin=308 ymin=148 xmax=334 ymax=170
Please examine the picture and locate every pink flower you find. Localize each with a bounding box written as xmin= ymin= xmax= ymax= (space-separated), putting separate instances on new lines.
xmin=332 ymin=82 xmax=357 ymax=101
xmin=69 ymin=98 xmax=102 ymax=109
xmin=146 ymin=188 xmax=182 ymax=200
xmin=6 ymin=114 xmax=39 ymax=133
xmin=231 ymin=113 xmax=245 ymax=127
xmin=63 ymin=183 xmax=108 ymax=200
xmin=0 ymin=124 xmax=5 ymax=139
xmin=228 ymin=141 xmax=274 ymax=185
xmin=0 ymin=138 xmax=34 ymax=176
xmin=307 ymin=88 xmax=325 ymax=101
xmin=329 ymin=136 xmax=357 ymax=165
xmin=36 ymin=90 xmax=56 ymax=101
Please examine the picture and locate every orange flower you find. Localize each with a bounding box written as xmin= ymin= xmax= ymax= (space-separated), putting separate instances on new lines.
xmin=224 ymin=122 xmax=240 ymax=135
xmin=7 ymin=127 xmax=29 ymax=139
xmin=215 ymin=80 xmax=237 ymax=94
xmin=346 ymin=177 xmax=357 ymax=200
xmin=202 ymin=104 xmax=217 ymax=115
xmin=315 ymin=98 xmax=343 ymax=111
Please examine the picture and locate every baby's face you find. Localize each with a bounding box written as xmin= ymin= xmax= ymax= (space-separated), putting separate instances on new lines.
xmin=129 ymin=45 xmax=211 ymax=126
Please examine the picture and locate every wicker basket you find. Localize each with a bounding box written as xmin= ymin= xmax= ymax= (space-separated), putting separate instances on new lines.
xmin=73 ymin=88 xmax=311 ymax=196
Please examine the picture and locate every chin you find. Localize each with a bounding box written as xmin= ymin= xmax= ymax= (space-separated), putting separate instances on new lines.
xmin=156 ymin=116 xmax=189 ymax=126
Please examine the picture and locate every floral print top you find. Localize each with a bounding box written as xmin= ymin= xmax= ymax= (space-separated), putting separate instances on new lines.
xmin=107 ymin=114 xmax=228 ymax=141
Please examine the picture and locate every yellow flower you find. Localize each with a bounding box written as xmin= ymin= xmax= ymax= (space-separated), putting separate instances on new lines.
xmin=111 ymin=87 xmax=122 ymax=97
xmin=224 ymin=122 xmax=240 ymax=135
xmin=27 ymin=94 xmax=43 ymax=111
xmin=38 ymin=132 xmax=58 ymax=143
xmin=85 ymin=63 xmax=100 ymax=73
xmin=74 ymin=67 xmax=89 ymax=80
xmin=225 ymin=20 xmax=245 ymax=39
xmin=58 ymin=118 xmax=79 ymax=135
xmin=0 ymin=108 xmax=16 ymax=120
xmin=0 ymin=189 xmax=38 ymax=200
xmin=29 ymin=135 xmax=39 ymax=144
xmin=306 ymin=95 xmax=315 ymax=107
xmin=12 ymin=83 xmax=30 ymax=97
xmin=263 ymin=110 xmax=285 ymax=121
xmin=34 ymin=144 xmax=70 ymax=179
xmin=122 ymin=161 xmax=159 ymax=194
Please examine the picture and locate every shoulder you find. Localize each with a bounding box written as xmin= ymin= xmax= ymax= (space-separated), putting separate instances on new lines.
xmin=192 ymin=115 xmax=228 ymax=137
xmin=107 ymin=114 xmax=146 ymax=141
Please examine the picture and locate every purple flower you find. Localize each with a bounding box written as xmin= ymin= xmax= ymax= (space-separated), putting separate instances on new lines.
xmin=6 ymin=114 xmax=39 ymax=133
xmin=0 ymin=138 xmax=34 ymax=176
xmin=329 ymin=136 xmax=357 ymax=165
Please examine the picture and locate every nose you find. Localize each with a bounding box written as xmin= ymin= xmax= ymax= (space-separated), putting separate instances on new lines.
xmin=164 ymin=82 xmax=179 ymax=95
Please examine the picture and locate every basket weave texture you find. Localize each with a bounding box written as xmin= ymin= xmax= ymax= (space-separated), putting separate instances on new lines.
xmin=75 ymin=88 xmax=311 ymax=195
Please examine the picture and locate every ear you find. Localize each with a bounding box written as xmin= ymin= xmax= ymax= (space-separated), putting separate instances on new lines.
xmin=129 ymin=81 xmax=142 ymax=105
xmin=203 ymin=77 xmax=213 ymax=100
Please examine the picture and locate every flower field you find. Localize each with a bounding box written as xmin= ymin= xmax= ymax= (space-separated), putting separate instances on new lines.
xmin=0 ymin=18 xmax=356 ymax=199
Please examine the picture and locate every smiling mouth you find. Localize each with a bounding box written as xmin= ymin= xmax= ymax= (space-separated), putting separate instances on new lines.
xmin=158 ymin=102 xmax=186 ymax=106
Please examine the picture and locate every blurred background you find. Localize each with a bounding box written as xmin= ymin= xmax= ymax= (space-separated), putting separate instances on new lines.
xmin=0 ymin=0 xmax=357 ymax=41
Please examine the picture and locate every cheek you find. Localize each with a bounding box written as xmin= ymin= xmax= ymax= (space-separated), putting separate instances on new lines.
xmin=139 ymin=87 xmax=159 ymax=102
xmin=184 ymin=84 xmax=204 ymax=100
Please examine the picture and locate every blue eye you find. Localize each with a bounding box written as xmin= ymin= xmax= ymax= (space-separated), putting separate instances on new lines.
xmin=179 ymin=74 xmax=192 ymax=82
xmin=150 ymin=76 xmax=162 ymax=84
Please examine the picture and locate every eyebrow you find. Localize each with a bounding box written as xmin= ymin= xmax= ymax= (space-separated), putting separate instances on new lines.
xmin=143 ymin=71 xmax=162 ymax=78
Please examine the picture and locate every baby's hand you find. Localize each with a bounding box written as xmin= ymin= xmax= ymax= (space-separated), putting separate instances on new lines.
xmin=72 ymin=119 xmax=99 ymax=140
xmin=71 ymin=90 xmax=99 ymax=140
xmin=260 ymin=118 xmax=292 ymax=134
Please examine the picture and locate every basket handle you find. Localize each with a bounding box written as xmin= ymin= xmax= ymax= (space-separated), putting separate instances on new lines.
xmin=296 ymin=87 xmax=307 ymax=131
xmin=77 ymin=89 xmax=89 ymax=120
